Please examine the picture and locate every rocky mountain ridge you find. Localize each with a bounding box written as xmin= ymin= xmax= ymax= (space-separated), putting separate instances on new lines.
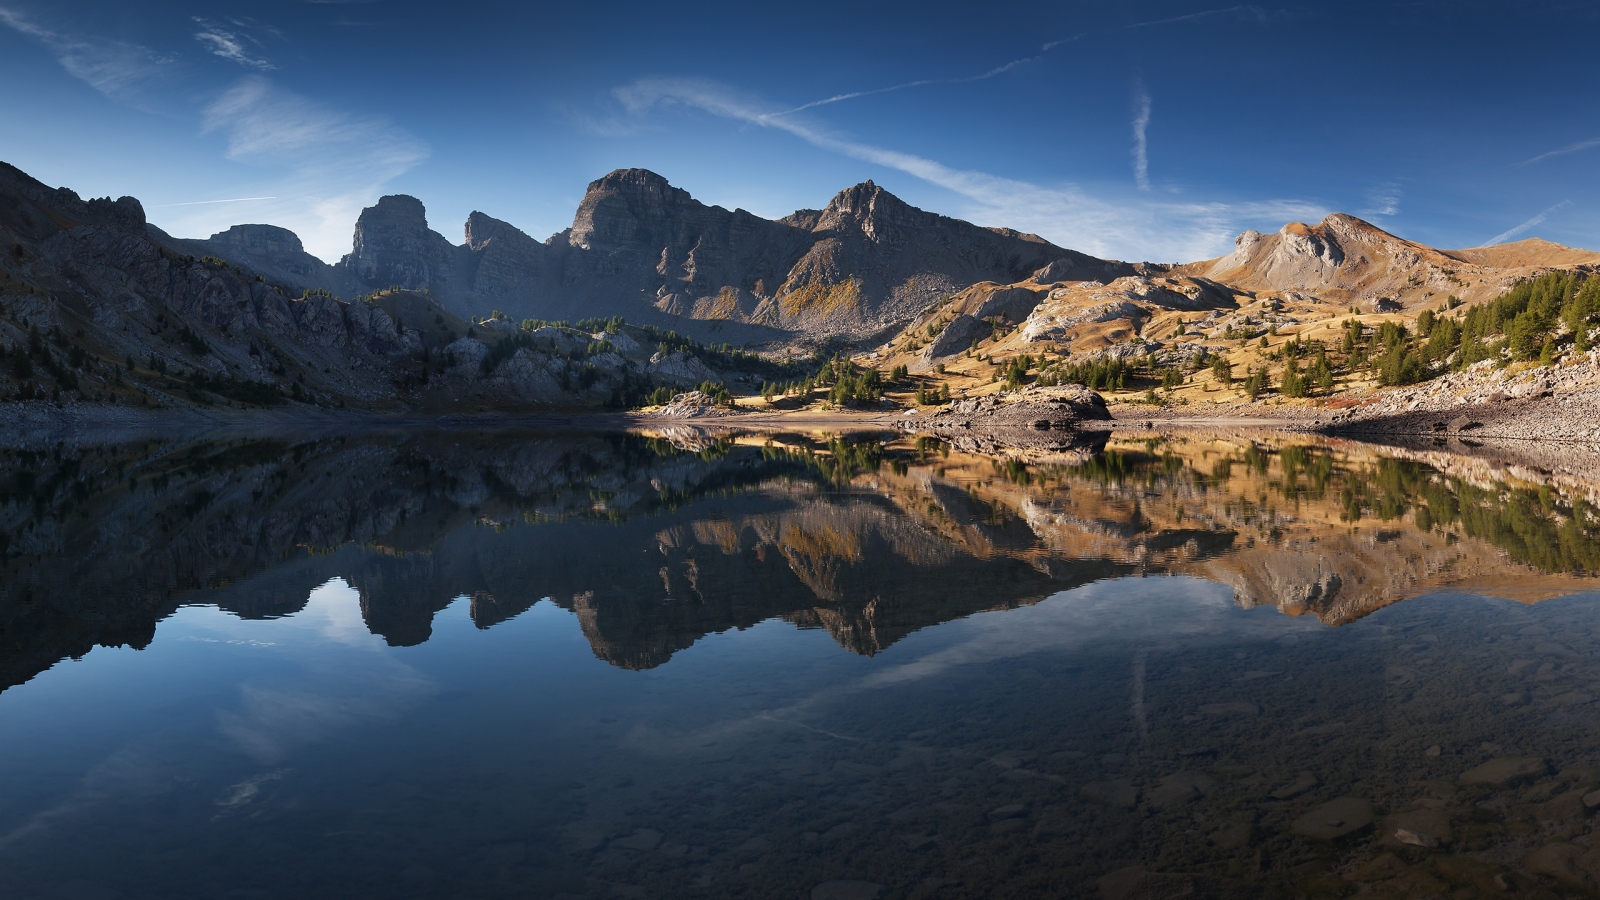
xmin=167 ymin=167 xmax=1600 ymax=367
xmin=183 ymin=168 xmax=1130 ymax=343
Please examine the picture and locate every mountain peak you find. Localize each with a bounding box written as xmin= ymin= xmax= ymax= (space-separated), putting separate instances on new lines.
xmin=569 ymin=168 xmax=697 ymax=251
xmin=816 ymin=180 xmax=916 ymax=239
xmin=366 ymin=194 xmax=427 ymax=222
xmin=344 ymin=193 xmax=454 ymax=292
xmin=207 ymin=224 xmax=305 ymax=255
xmin=465 ymin=210 xmax=519 ymax=250
xmin=591 ymin=168 xmax=673 ymax=191
xmin=824 ymin=179 xmax=899 ymax=207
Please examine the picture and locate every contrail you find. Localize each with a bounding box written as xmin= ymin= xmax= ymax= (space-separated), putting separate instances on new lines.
xmin=153 ymin=196 xmax=276 ymax=207
xmin=774 ymin=7 xmax=1281 ymax=116
xmin=772 ymin=54 xmax=1046 ymax=117
xmin=1521 ymin=136 xmax=1600 ymax=166
xmin=1484 ymin=199 xmax=1570 ymax=246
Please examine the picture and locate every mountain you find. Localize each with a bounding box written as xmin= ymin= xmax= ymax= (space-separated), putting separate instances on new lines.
xmin=1176 ymin=213 xmax=1600 ymax=311
xmin=0 ymin=161 xmax=426 ymax=406
xmin=176 ymin=223 xmax=355 ymax=295
xmin=189 ymin=168 xmax=1131 ymax=343
xmin=0 ymin=162 xmax=770 ymax=413
xmin=868 ymin=211 xmax=1600 ymax=388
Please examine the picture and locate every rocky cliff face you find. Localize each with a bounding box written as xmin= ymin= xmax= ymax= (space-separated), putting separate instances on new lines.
xmin=158 ymin=172 xmax=1600 ymax=353
xmin=563 ymin=168 xmax=810 ymax=326
xmin=341 ymin=194 xmax=463 ymax=296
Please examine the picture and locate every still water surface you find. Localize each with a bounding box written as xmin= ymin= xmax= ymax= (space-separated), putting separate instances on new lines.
xmin=3 ymin=429 xmax=1600 ymax=898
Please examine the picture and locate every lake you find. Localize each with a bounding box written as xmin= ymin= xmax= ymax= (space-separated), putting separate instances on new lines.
xmin=3 ymin=427 xmax=1600 ymax=898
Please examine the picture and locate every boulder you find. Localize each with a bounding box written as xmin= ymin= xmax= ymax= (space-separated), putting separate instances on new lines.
xmin=900 ymin=384 xmax=1111 ymax=455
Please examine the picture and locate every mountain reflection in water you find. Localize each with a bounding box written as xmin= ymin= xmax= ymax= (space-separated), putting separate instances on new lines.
xmin=5 ymin=427 xmax=1600 ymax=898
xmin=2 ymin=428 xmax=1598 ymax=685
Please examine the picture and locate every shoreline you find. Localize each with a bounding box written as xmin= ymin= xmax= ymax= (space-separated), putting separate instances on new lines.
xmin=4 ymin=387 xmax=1597 ymax=459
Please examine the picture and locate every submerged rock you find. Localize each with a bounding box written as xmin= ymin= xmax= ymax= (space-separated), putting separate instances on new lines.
xmin=1081 ymin=779 xmax=1138 ymax=808
xmin=1291 ymin=797 xmax=1373 ymax=841
xmin=1460 ymin=756 xmax=1547 ymax=787
xmin=1270 ymin=771 xmax=1319 ymax=800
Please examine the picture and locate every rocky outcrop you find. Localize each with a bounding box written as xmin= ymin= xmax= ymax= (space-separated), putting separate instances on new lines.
xmin=900 ymin=384 xmax=1112 ymax=455
xmin=914 ymin=283 xmax=1046 ymax=364
xmin=655 ymin=390 xmax=738 ymax=418
xmin=1033 ymin=252 xmax=1135 ymax=285
xmin=1015 ymin=275 xmax=1234 ymax=345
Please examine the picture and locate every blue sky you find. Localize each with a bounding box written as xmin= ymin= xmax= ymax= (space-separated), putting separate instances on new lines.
xmin=1 ymin=0 xmax=1595 ymax=264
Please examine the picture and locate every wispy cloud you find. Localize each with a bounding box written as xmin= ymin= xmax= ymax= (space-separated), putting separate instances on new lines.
xmin=1361 ymin=182 xmax=1402 ymax=219
xmin=193 ymin=17 xmax=275 ymax=70
xmin=0 ymin=5 xmax=173 ymax=103
xmin=186 ymin=76 xmax=428 ymax=257
xmin=613 ymin=77 xmax=1323 ymax=263
xmin=1521 ymin=136 xmax=1600 ymax=165
xmin=1132 ymin=80 xmax=1152 ymax=191
xmin=202 ymin=76 xmax=424 ymax=170
xmin=1484 ymin=200 xmax=1570 ymax=246
xmin=0 ymin=9 xmax=421 ymax=260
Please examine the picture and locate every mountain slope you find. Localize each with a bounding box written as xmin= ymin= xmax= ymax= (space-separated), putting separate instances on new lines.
xmin=1177 ymin=213 xmax=1600 ymax=311
xmin=763 ymin=179 xmax=1128 ymax=335
xmin=0 ymin=161 xmax=426 ymax=408
xmin=0 ymin=162 xmax=767 ymax=413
